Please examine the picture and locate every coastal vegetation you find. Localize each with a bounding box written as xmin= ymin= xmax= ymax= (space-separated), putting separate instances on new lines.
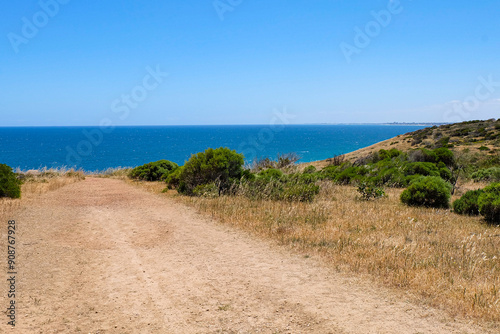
xmin=400 ymin=176 xmax=452 ymax=209
xmin=129 ymin=159 xmax=178 ymax=181
xmin=0 ymin=163 xmax=22 ymax=198
xmin=2 ymin=119 xmax=500 ymax=323
xmin=124 ymin=119 xmax=500 ymax=322
xmin=174 ymin=147 xmax=244 ymax=196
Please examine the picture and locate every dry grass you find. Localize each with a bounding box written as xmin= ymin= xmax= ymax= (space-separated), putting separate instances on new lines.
xmin=0 ymin=168 xmax=85 ymax=222
xmin=173 ymin=181 xmax=500 ymax=323
xmin=20 ymin=169 xmax=85 ymax=198
xmin=125 ymin=179 xmax=169 ymax=194
xmin=90 ymin=167 xmax=132 ymax=179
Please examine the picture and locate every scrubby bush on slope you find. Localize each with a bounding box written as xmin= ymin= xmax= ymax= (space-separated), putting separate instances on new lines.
xmin=177 ymin=147 xmax=244 ymax=195
xmin=404 ymin=162 xmax=440 ymax=178
xmin=472 ymin=167 xmax=500 ymax=182
xmin=433 ymin=147 xmax=455 ymax=167
xmin=0 ymin=164 xmax=21 ymax=199
xmin=453 ymin=189 xmax=483 ymax=216
xmin=400 ymin=176 xmax=452 ymax=208
xmin=129 ymin=160 xmax=178 ymax=181
xmin=478 ymin=183 xmax=500 ymax=224
xmin=165 ymin=166 xmax=184 ymax=189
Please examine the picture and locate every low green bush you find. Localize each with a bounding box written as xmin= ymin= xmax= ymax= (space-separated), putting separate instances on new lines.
xmin=453 ymin=189 xmax=484 ymax=215
xmin=165 ymin=166 xmax=184 ymax=189
xmin=258 ymin=168 xmax=284 ymax=181
xmin=303 ymin=165 xmax=317 ymax=174
xmin=177 ymin=147 xmax=244 ymax=195
xmin=404 ymin=162 xmax=440 ymax=178
xmin=409 ymin=148 xmax=437 ymax=163
xmin=129 ymin=160 xmax=178 ymax=181
xmin=433 ymin=147 xmax=455 ymax=166
xmin=334 ymin=166 xmax=367 ymax=185
xmin=320 ymin=165 xmax=339 ymax=180
xmin=439 ymin=167 xmax=454 ymax=182
xmin=400 ymin=176 xmax=452 ymax=208
xmin=281 ymin=182 xmax=320 ymax=202
xmin=375 ymin=148 xmax=404 ymax=162
xmin=478 ymin=183 xmax=500 ymax=224
xmin=471 ymin=167 xmax=500 ymax=182
xmin=0 ymin=164 xmax=21 ymax=199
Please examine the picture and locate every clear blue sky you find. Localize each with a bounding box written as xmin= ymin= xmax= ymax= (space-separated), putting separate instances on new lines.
xmin=1 ymin=0 xmax=499 ymax=126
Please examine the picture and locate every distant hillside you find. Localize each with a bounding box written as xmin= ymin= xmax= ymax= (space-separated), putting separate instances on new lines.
xmin=310 ymin=119 xmax=500 ymax=169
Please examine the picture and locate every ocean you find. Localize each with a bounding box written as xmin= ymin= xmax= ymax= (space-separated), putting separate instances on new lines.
xmin=0 ymin=125 xmax=426 ymax=172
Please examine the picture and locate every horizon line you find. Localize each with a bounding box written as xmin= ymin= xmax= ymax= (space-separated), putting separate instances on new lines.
xmin=0 ymin=122 xmax=449 ymax=128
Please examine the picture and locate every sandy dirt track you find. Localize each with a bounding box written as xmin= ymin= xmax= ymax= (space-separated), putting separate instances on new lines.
xmin=0 ymin=178 xmax=493 ymax=333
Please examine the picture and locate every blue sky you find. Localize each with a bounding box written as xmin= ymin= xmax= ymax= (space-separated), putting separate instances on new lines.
xmin=1 ymin=0 xmax=499 ymax=126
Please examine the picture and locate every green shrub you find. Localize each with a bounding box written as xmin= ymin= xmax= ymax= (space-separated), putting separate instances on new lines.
xmin=368 ymin=167 xmax=408 ymax=187
xmin=334 ymin=166 xmax=367 ymax=185
xmin=400 ymin=176 xmax=452 ymax=208
xmin=436 ymin=136 xmax=451 ymax=148
xmin=165 ymin=167 xmax=184 ymax=189
xmin=297 ymin=172 xmax=319 ymax=184
xmin=0 ymin=164 xmax=21 ymax=199
xmin=258 ymin=168 xmax=284 ymax=181
xmin=439 ymin=167 xmax=454 ymax=182
xmin=404 ymin=162 xmax=440 ymax=177
xmin=433 ymin=147 xmax=455 ymax=166
xmin=178 ymin=147 xmax=244 ymax=195
xmin=478 ymin=183 xmax=500 ymax=224
xmin=471 ymin=167 xmax=500 ymax=182
xmin=377 ymin=148 xmax=403 ymax=161
xmin=303 ymin=165 xmax=317 ymax=174
xmin=320 ymin=165 xmax=339 ymax=180
xmin=241 ymin=169 xmax=256 ymax=181
xmin=129 ymin=160 xmax=178 ymax=181
xmin=453 ymin=189 xmax=484 ymax=215
xmin=281 ymin=182 xmax=320 ymax=202
xmin=409 ymin=148 xmax=438 ymax=163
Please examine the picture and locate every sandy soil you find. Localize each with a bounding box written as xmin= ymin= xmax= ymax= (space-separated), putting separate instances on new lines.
xmin=0 ymin=178 xmax=494 ymax=333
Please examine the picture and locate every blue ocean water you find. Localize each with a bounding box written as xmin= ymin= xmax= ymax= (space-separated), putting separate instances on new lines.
xmin=0 ymin=125 xmax=426 ymax=172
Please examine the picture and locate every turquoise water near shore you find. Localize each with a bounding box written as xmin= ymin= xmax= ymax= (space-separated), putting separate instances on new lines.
xmin=0 ymin=125 xmax=426 ymax=172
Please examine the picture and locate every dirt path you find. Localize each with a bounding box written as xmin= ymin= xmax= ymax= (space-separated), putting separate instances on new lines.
xmin=0 ymin=178 xmax=492 ymax=333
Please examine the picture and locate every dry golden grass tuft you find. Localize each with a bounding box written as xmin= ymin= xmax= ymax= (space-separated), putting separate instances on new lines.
xmin=91 ymin=167 xmax=132 ymax=179
xmin=173 ymin=181 xmax=500 ymax=323
xmin=0 ymin=168 xmax=85 ymax=222
xmin=18 ymin=168 xmax=86 ymax=198
xmin=125 ymin=179 xmax=167 ymax=194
